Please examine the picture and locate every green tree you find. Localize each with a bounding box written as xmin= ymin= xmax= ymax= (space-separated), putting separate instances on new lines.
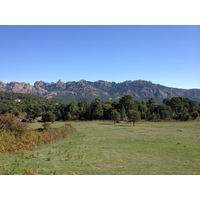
xmin=42 ymin=111 xmax=56 ymax=122
xmin=66 ymin=112 xmax=72 ymax=120
xmin=78 ymin=101 xmax=89 ymax=120
xmin=138 ymin=101 xmax=148 ymax=119
xmin=163 ymin=97 xmax=200 ymax=121
xmin=158 ymin=104 xmax=172 ymax=120
xmin=147 ymin=98 xmax=157 ymax=108
xmin=146 ymin=98 xmax=159 ymax=121
xmin=66 ymin=102 xmax=79 ymax=120
xmin=120 ymin=105 xmax=127 ymax=121
xmin=57 ymin=104 xmax=66 ymax=120
xmin=119 ymin=95 xmax=134 ymax=113
xmin=90 ymin=98 xmax=104 ymax=119
xmin=110 ymin=109 xmax=121 ymax=124
xmin=127 ymin=110 xmax=141 ymax=126
xmin=103 ymin=102 xmax=112 ymax=120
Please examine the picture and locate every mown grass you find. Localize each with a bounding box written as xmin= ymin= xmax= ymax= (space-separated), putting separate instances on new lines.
xmin=0 ymin=121 xmax=200 ymax=175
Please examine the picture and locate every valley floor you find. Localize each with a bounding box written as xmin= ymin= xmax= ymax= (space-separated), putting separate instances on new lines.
xmin=0 ymin=121 xmax=200 ymax=175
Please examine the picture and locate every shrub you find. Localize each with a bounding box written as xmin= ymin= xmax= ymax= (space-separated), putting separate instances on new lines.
xmin=0 ymin=122 xmax=76 ymax=153
xmin=43 ymin=122 xmax=51 ymax=130
xmin=42 ymin=111 xmax=56 ymax=122
xmin=0 ymin=113 xmax=28 ymax=137
xmin=191 ymin=111 xmax=199 ymax=120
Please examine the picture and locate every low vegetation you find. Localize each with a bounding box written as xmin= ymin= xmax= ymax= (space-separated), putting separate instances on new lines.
xmin=0 ymin=114 xmax=76 ymax=153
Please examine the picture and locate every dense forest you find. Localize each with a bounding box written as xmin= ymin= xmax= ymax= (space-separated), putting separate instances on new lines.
xmin=0 ymin=91 xmax=200 ymax=124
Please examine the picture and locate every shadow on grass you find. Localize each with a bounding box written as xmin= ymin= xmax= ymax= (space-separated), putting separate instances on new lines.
xmin=98 ymin=122 xmax=133 ymax=127
xmin=98 ymin=122 xmax=113 ymax=125
xmin=115 ymin=124 xmax=133 ymax=127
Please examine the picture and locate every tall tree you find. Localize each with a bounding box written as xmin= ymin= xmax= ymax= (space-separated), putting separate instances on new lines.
xmin=118 ymin=95 xmax=134 ymax=113
xmin=66 ymin=102 xmax=79 ymax=120
xmin=90 ymin=98 xmax=104 ymax=119
xmin=120 ymin=105 xmax=127 ymax=121
xmin=78 ymin=101 xmax=90 ymax=120
xmin=103 ymin=102 xmax=112 ymax=120
xmin=146 ymin=98 xmax=159 ymax=121
xmin=138 ymin=101 xmax=148 ymax=119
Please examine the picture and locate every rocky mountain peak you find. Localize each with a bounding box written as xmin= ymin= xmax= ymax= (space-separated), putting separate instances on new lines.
xmin=0 ymin=80 xmax=200 ymax=103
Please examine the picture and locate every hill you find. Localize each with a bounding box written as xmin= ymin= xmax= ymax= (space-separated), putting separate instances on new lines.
xmin=0 ymin=80 xmax=200 ymax=103
xmin=0 ymin=91 xmax=58 ymax=120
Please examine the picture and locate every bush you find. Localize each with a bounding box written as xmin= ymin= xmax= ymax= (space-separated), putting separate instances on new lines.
xmin=0 ymin=113 xmax=28 ymax=137
xmin=42 ymin=111 xmax=56 ymax=122
xmin=191 ymin=111 xmax=199 ymax=120
xmin=0 ymin=114 xmax=77 ymax=153
xmin=0 ymin=123 xmax=76 ymax=153
xmin=43 ymin=122 xmax=51 ymax=130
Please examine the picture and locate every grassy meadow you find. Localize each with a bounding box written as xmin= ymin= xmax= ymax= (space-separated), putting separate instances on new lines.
xmin=0 ymin=120 xmax=200 ymax=175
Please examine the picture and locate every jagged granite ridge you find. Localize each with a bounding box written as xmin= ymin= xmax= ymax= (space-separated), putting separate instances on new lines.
xmin=0 ymin=80 xmax=200 ymax=103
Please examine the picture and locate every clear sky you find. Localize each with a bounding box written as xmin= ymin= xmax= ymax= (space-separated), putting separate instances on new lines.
xmin=0 ymin=25 xmax=200 ymax=89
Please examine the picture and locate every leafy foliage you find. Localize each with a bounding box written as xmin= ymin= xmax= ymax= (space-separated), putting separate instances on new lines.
xmin=42 ymin=111 xmax=56 ymax=122
xmin=127 ymin=110 xmax=141 ymax=126
xmin=0 ymin=91 xmax=58 ymax=121
xmin=110 ymin=109 xmax=121 ymax=124
xmin=0 ymin=91 xmax=199 ymax=123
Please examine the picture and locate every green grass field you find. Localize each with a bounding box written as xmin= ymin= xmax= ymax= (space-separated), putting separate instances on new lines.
xmin=0 ymin=121 xmax=200 ymax=175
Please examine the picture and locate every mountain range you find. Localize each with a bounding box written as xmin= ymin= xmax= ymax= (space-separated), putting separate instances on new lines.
xmin=0 ymin=80 xmax=200 ymax=103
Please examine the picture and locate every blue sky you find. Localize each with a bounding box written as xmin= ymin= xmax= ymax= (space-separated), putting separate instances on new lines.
xmin=0 ymin=25 xmax=200 ymax=89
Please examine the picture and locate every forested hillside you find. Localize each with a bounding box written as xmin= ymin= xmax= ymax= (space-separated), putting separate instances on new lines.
xmin=0 ymin=91 xmax=57 ymax=122
xmin=0 ymin=91 xmax=199 ymax=123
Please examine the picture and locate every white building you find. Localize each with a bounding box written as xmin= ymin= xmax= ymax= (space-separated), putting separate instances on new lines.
xmin=14 ymin=99 xmax=21 ymax=103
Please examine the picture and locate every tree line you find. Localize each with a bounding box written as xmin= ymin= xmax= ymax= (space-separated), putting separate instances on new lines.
xmin=0 ymin=91 xmax=199 ymax=124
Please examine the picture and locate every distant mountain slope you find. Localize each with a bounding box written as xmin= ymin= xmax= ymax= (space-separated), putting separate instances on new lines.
xmin=0 ymin=80 xmax=200 ymax=103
